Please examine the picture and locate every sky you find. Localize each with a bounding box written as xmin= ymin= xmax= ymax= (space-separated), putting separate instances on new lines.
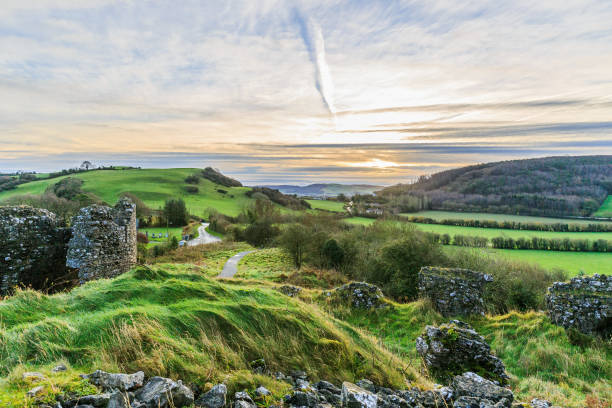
xmin=1 ymin=0 xmax=611 ymax=185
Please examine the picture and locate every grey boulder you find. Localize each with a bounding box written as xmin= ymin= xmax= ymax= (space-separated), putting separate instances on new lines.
xmin=135 ymin=376 xmax=194 ymax=408
xmin=195 ymin=384 xmax=227 ymax=408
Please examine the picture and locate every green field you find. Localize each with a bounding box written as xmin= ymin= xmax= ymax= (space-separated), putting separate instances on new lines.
xmin=593 ymin=195 xmax=612 ymax=217
xmin=344 ymin=216 xmax=376 ymax=226
xmin=0 ymin=169 xmax=254 ymax=217
xmin=412 ymin=222 xmax=612 ymax=240
xmin=138 ymin=227 xmax=183 ymax=243
xmin=404 ymin=210 xmax=612 ymax=224
xmin=306 ymin=199 xmax=345 ymax=212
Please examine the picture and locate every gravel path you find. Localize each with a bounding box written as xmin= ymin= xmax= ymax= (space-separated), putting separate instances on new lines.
xmin=218 ymin=251 xmax=254 ymax=278
xmin=187 ymin=223 xmax=221 ymax=246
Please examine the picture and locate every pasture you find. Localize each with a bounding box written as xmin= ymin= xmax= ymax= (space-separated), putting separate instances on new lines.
xmin=593 ymin=195 xmax=612 ymax=217
xmin=306 ymin=199 xmax=345 ymax=212
xmin=403 ymin=210 xmax=612 ymax=225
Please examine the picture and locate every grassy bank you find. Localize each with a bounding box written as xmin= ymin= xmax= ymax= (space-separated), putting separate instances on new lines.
xmin=0 ymin=265 xmax=409 ymax=405
xmin=329 ymin=301 xmax=611 ymax=408
xmin=306 ymin=199 xmax=346 ymax=213
xmin=594 ymin=195 xmax=612 ymax=218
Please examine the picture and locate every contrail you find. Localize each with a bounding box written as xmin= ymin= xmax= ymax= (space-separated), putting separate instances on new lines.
xmin=295 ymin=10 xmax=336 ymax=118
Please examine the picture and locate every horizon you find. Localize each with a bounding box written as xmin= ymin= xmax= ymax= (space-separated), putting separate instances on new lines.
xmin=1 ymin=1 xmax=612 ymax=183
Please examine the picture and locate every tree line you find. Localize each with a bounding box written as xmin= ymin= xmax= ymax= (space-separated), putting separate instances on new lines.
xmin=403 ymin=216 xmax=612 ymax=232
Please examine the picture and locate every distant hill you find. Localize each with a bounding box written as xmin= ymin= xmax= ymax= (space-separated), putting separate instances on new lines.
xmin=378 ymin=156 xmax=612 ymax=217
xmin=262 ymin=183 xmax=382 ymax=198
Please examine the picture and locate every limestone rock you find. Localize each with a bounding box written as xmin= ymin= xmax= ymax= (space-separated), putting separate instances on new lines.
xmin=65 ymin=393 xmax=112 ymax=408
xmin=52 ymin=364 xmax=68 ymax=372
xmin=135 ymin=376 xmax=194 ymax=408
xmin=451 ymin=372 xmax=513 ymax=408
xmin=26 ymin=385 xmax=45 ymax=397
xmin=278 ymin=285 xmax=302 ymax=297
xmin=85 ymin=370 xmax=144 ymax=392
xmin=341 ymin=382 xmax=377 ymax=408
xmin=546 ymin=274 xmax=611 ymax=337
xmin=285 ymin=390 xmax=319 ymax=407
xmin=416 ymin=320 xmax=508 ymax=383
xmin=332 ymin=282 xmax=387 ymax=309
xmin=195 ymin=384 xmax=227 ymax=408
xmin=418 ymin=267 xmax=493 ymax=316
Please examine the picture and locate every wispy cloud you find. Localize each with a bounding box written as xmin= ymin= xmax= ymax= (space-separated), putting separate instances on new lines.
xmin=0 ymin=0 xmax=611 ymax=181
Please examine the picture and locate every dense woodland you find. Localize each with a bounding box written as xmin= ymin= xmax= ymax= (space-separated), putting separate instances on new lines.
xmin=379 ymin=156 xmax=612 ymax=217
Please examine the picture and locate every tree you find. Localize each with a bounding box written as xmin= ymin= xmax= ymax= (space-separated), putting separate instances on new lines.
xmin=163 ymin=198 xmax=189 ymax=227
xmin=279 ymin=224 xmax=310 ymax=269
xmin=322 ymin=238 xmax=344 ymax=268
xmin=80 ymin=161 xmax=94 ymax=170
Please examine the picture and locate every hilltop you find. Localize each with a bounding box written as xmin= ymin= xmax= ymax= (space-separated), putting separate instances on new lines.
xmin=378 ymin=155 xmax=612 ymax=217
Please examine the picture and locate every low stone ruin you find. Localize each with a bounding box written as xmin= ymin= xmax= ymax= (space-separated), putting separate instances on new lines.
xmin=67 ymin=198 xmax=137 ymax=284
xmin=416 ymin=320 xmax=508 ymax=384
xmin=0 ymin=198 xmax=136 ymax=295
xmin=418 ymin=266 xmax=493 ymax=316
xmin=546 ymin=274 xmax=611 ymax=337
xmin=0 ymin=206 xmax=71 ymax=295
xmin=329 ymin=282 xmax=388 ymax=309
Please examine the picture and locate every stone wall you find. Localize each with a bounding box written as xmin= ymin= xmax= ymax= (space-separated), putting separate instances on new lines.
xmin=0 ymin=206 xmax=70 ymax=296
xmin=546 ymin=274 xmax=611 ymax=337
xmin=66 ymin=197 xmax=137 ymax=284
xmin=418 ymin=266 xmax=493 ymax=317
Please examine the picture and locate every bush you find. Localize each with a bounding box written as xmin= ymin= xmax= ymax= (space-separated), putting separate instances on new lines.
xmin=137 ymin=232 xmax=149 ymax=244
xmin=244 ymin=221 xmax=280 ymax=247
xmin=185 ymin=185 xmax=199 ymax=194
xmin=322 ymin=238 xmax=344 ymax=269
xmin=185 ymin=175 xmax=200 ymax=184
xmin=278 ymin=224 xmax=310 ymax=268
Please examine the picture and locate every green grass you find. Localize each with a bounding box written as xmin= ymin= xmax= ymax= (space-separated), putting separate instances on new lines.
xmin=329 ymin=301 xmax=611 ymax=408
xmin=0 ymin=169 xmax=254 ymax=217
xmin=593 ymin=195 xmax=612 ymax=218
xmin=344 ymin=217 xmax=376 ymax=226
xmin=236 ymin=248 xmax=294 ymax=280
xmin=486 ymin=248 xmax=612 ymax=276
xmin=306 ymin=199 xmax=346 ymax=213
xmin=404 ymin=210 xmax=612 ymax=225
xmin=412 ymin=222 xmax=612 ymax=241
xmin=0 ymin=264 xmax=408 ymax=405
xmin=139 ymin=227 xmax=183 ymax=243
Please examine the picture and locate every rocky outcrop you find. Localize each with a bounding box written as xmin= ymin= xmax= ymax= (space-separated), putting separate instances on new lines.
xmin=416 ymin=320 xmax=508 ymax=384
xmin=0 ymin=206 xmax=71 ymax=296
xmin=278 ymin=285 xmax=302 ymax=297
xmin=418 ymin=267 xmax=493 ymax=317
xmin=546 ymin=274 xmax=611 ymax=337
xmin=330 ymin=282 xmax=388 ymax=309
xmin=66 ymin=197 xmax=137 ymax=284
xmin=451 ymin=372 xmax=513 ymax=407
xmin=84 ymin=370 xmax=145 ymax=392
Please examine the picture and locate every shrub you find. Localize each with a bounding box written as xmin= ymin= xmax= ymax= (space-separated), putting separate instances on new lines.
xmin=185 ymin=185 xmax=199 ymax=194
xmin=244 ymin=221 xmax=279 ymax=247
xmin=322 ymin=238 xmax=344 ymax=269
xmin=278 ymin=224 xmax=310 ymax=268
xmin=137 ymin=232 xmax=149 ymax=244
xmin=163 ymin=198 xmax=189 ymax=227
xmin=185 ymin=175 xmax=200 ymax=184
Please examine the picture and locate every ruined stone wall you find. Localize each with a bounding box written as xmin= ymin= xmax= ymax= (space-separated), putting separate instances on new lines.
xmin=66 ymin=198 xmax=137 ymax=284
xmin=546 ymin=274 xmax=611 ymax=337
xmin=418 ymin=266 xmax=493 ymax=317
xmin=0 ymin=206 xmax=70 ymax=296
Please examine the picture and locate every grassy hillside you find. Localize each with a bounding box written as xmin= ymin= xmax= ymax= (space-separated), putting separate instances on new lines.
xmin=594 ymin=195 xmax=612 ymax=217
xmin=0 ymin=264 xmax=408 ymax=406
xmin=380 ymin=155 xmax=612 ymax=217
xmin=0 ymin=168 xmax=253 ymax=217
xmin=306 ymin=199 xmax=346 ymax=212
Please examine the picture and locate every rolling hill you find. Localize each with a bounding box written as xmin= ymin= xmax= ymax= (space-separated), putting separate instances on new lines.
xmin=379 ymin=155 xmax=612 ymax=218
xmin=0 ymin=168 xmax=253 ymax=217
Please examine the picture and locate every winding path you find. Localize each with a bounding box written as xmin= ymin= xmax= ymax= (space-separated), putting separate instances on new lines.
xmin=218 ymin=251 xmax=254 ymax=278
xmin=187 ymin=223 xmax=221 ymax=246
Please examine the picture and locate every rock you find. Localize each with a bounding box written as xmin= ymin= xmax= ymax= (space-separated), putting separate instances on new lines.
xmin=285 ymin=390 xmax=319 ymax=407
xmin=235 ymin=391 xmax=254 ymax=403
xmin=453 ymin=395 xmax=505 ymax=407
xmin=235 ymin=400 xmax=256 ymax=408
xmin=314 ymin=381 xmax=342 ymax=406
xmin=416 ymin=320 xmax=508 ymax=383
xmin=106 ymin=391 xmax=133 ymax=408
xmin=278 ymin=285 xmax=302 ymax=297
xmin=451 ymin=373 xmax=513 ymax=408
xmin=332 ymin=282 xmax=388 ymax=309
xmin=289 ymin=370 xmax=308 ymax=380
xmin=546 ymin=274 xmax=611 ymax=337
xmin=66 ymin=393 xmax=112 ymax=408
xmin=22 ymin=371 xmax=47 ymax=382
xmin=295 ymin=378 xmax=310 ymax=390
xmin=355 ymin=379 xmax=375 ymax=393
xmin=255 ymin=386 xmax=271 ymax=396
xmin=341 ymin=382 xmax=377 ymax=408
xmin=529 ymin=399 xmax=552 ymax=408
xmin=85 ymin=370 xmax=145 ymax=392
xmin=195 ymin=384 xmax=227 ymax=408
xmin=27 ymin=385 xmax=45 ymax=397
xmin=135 ymin=376 xmax=194 ymax=408
xmin=418 ymin=267 xmax=493 ymax=317
xmin=52 ymin=364 xmax=68 ymax=372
